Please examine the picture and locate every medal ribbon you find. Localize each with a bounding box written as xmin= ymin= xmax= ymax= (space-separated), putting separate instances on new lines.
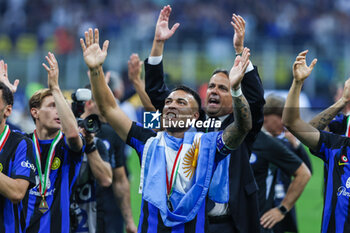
xmin=33 ymin=130 xmax=63 ymax=196
xmin=166 ymin=144 xmax=183 ymax=197
xmin=0 ymin=125 xmax=10 ymax=152
xmin=346 ymin=116 xmax=350 ymax=137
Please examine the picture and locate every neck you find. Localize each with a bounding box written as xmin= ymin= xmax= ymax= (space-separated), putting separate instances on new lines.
xmin=166 ymin=128 xmax=188 ymax=138
xmin=35 ymin=126 xmax=59 ymax=140
xmin=0 ymin=121 xmax=6 ymax=136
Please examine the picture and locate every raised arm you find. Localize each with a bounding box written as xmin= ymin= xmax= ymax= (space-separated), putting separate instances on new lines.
xmin=282 ymin=50 xmax=319 ymax=151
xmin=42 ymin=52 xmax=83 ymax=151
xmin=231 ymin=14 xmax=265 ymax=147
xmin=223 ymin=48 xmax=252 ymax=148
xmin=309 ymin=79 xmax=350 ymax=130
xmin=128 ymin=53 xmax=156 ymax=112
xmin=80 ymin=28 xmax=132 ymax=142
xmin=145 ymin=5 xmax=179 ymax=110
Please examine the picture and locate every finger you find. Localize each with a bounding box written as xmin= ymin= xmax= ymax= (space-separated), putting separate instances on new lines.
xmin=94 ymin=28 xmax=99 ymax=44
xmin=298 ymin=50 xmax=308 ymax=56
xmin=85 ymin=31 xmax=90 ymax=47
xmin=89 ymin=28 xmax=93 ymax=47
xmin=45 ymin=55 xmax=54 ymax=68
xmin=309 ymin=58 xmax=318 ymax=70
xmin=13 ymin=79 xmax=19 ymax=88
xmin=231 ymin=22 xmax=240 ymax=32
xmin=42 ymin=63 xmax=50 ymax=72
xmin=4 ymin=63 xmax=8 ymax=77
xmin=294 ymin=61 xmax=303 ymax=65
xmin=80 ymin=38 xmax=86 ymax=52
xmin=237 ymin=15 xmax=245 ymax=27
xmin=49 ymin=52 xmax=57 ymax=65
xmin=0 ymin=60 xmax=3 ymax=71
xmin=170 ymin=23 xmax=180 ymax=34
xmin=295 ymin=56 xmax=305 ymax=62
xmin=102 ymin=40 xmax=109 ymax=53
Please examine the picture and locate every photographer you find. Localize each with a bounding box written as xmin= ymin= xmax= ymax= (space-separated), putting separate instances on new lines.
xmin=71 ymin=88 xmax=113 ymax=233
xmin=72 ymin=87 xmax=136 ymax=233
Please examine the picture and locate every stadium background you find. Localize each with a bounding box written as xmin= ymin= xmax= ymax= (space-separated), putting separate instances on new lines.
xmin=0 ymin=0 xmax=345 ymax=232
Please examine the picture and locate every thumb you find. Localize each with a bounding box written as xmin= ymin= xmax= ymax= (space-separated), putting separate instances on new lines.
xmin=170 ymin=23 xmax=180 ymax=35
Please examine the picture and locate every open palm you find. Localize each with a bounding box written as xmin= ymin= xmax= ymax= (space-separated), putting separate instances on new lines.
xmin=83 ymin=44 xmax=107 ymax=68
xmin=292 ymin=50 xmax=317 ymax=82
xmin=154 ymin=5 xmax=179 ymax=41
xmin=80 ymin=28 xmax=109 ymax=69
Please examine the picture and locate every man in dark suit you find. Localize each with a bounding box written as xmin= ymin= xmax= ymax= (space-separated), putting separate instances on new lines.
xmin=144 ymin=6 xmax=265 ymax=233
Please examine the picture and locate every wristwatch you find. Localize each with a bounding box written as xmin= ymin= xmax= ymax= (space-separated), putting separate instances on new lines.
xmin=278 ymin=205 xmax=288 ymax=215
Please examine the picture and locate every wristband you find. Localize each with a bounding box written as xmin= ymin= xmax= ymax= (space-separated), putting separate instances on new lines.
xmin=235 ymin=52 xmax=243 ymax=57
xmin=85 ymin=142 xmax=97 ymax=154
xmin=230 ymin=87 xmax=242 ymax=97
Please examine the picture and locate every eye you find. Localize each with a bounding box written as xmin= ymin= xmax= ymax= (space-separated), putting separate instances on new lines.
xmin=208 ymin=84 xmax=215 ymax=89
xmin=165 ymin=99 xmax=172 ymax=105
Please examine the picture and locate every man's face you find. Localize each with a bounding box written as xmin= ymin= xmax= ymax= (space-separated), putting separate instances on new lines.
xmin=32 ymin=95 xmax=60 ymax=131
xmin=0 ymin=90 xmax=12 ymax=124
xmin=162 ymin=90 xmax=199 ymax=132
xmin=263 ymin=114 xmax=284 ymax=137
xmin=205 ymin=73 xmax=233 ymax=117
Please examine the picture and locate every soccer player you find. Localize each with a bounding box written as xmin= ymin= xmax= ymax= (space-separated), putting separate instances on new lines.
xmin=282 ymin=50 xmax=350 ymax=233
xmin=23 ymin=52 xmax=84 ymax=233
xmin=80 ymin=27 xmax=252 ymax=232
xmin=0 ymin=60 xmax=35 ymax=233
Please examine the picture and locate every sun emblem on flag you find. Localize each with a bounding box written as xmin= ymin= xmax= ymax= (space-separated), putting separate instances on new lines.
xmin=183 ymin=139 xmax=200 ymax=179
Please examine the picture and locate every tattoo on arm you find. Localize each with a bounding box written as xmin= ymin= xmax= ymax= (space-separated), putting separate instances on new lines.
xmin=311 ymin=113 xmax=334 ymax=130
xmin=223 ymin=94 xmax=252 ymax=149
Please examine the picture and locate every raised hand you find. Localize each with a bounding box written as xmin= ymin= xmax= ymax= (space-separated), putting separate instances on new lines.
xmin=231 ymin=14 xmax=245 ymax=54
xmin=229 ymin=47 xmax=250 ymax=90
xmin=80 ymin=28 xmax=109 ymax=69
xmin=42 ymin=52 xmax=59 ymax=90
xmin=128 ymin=53 xmax=143 ymax=83
xmin=154 ymin=5 xmax=180 ymax=42
xmin=292 ymin=50 xmax=317 ymax=82
xmin=0 ymin=60 xmax=19 ymax=93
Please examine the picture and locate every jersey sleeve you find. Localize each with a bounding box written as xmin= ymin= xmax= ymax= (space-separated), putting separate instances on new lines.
xmin=11 ymin=138 xmax=36 ymax=187
xmin=126 ymin=122 xmax=156 ymax=161
xmin=314 ymin=130 xmax=350 ymax=162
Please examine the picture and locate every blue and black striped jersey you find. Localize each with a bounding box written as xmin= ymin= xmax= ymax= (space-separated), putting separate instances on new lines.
xmin=315 ymin=130 xmax=350 ymax=233
xmin=0 ymin=130 xmax=35 ymax=233
xmin=23 ymin=135 xmax=83 ymax=233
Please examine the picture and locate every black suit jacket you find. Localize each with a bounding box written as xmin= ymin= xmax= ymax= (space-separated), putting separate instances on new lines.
xmin=144 ymin=59 xmax=265 ymax=233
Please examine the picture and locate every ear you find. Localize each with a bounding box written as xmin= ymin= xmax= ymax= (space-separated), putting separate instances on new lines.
xmin=4 ymin=105 xmax=12 ymax=118
xmin=194 ymin=111 xmax=200 ymax=120
xmin=30 ymin=108 xmax=39 ymax=121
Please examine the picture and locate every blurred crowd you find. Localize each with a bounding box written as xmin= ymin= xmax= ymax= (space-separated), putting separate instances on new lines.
xmin=0 ymin=0 xmax=350 ymax=53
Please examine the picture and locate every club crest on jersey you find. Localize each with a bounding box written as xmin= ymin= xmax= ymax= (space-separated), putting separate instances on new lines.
xmin=51 ymin=157 xmax=61 ymax=170
xmin=339 ymin=155 xmax=349 ymax=166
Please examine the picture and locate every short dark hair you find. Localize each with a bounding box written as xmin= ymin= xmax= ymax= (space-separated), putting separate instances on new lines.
xmin=0 ymin=82 xmax=14 ymax=106
xmin=211 ymin=69 xmax=229 ymax=78
xmin=170 ymin=85 xmax=205 ymax=121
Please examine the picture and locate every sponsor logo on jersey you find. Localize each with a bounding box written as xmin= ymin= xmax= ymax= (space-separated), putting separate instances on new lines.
xmin=21 ymin=160 xmax=36 ymax=172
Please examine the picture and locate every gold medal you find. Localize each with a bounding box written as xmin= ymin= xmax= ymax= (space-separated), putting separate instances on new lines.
xmin=39 ymin=196 xmax=49 ymax=214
